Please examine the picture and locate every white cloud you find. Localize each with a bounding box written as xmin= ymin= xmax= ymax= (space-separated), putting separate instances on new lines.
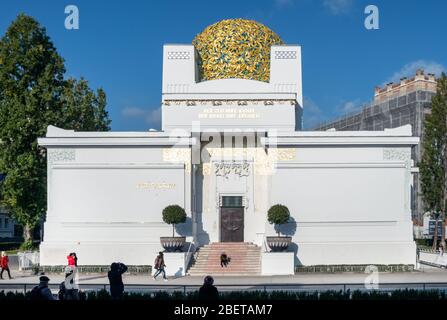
xmin=323 ymin=0 xmax=352 ymax=15
xmin=384 ymin=60 xmax=446 ymax=85
xmin=303 ymin=96 xmax=324 ymax=129
xmin=338 ymin=99 xmax=363 ymax=114
xmin=121 ymin=107 xmax=147 ymax=117
xmin=145 ymin=108 xmax=161 ymax=127
xmin=121 ymin=106 xmax=161 ymax=128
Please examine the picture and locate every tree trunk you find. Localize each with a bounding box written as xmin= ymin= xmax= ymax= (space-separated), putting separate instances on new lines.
xmin=442 ymin=218 xmax=447 ymax=251
xmin=172 ymin=224 xmax=175 ymax=238
xmin=433 ymin=219 xmax=439 ymax=250
xmin=23 ymin=224 xmax=33 ymax=243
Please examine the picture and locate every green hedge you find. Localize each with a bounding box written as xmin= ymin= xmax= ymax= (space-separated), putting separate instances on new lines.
xmin=38 ymin=265 xmax=152 ymax=274
xmin=1 ymin=289 xmax=446 ymax=301
xmin=295 ymin=264 xmax=414 ymax=273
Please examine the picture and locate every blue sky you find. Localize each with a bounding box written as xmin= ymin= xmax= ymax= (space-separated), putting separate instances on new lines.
xmin=0 ymin=0 xmax=445 ymax=130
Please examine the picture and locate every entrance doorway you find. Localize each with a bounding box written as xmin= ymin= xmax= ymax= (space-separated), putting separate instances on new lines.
xmin=220 ymin=196 xmax=244 ymax=242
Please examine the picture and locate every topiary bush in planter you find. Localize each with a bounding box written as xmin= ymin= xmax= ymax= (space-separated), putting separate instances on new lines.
xmin=266 ymin=204 xmax=292 ymax=251
xmin=160 ymin=205 xmax=187 ymax=252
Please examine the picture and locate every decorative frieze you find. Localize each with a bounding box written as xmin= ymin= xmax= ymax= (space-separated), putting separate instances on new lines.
xmin=383 ymin=148 xmax=411 ymax=168
xmin=202 ymin=148 xmax=296 ymax=176
xmin=48 ymin=149 xmax=76 ymax=164
xmin=167 ymin=51 xmax=191 ymax=60
xmin=162 ymin=99 xmax=297 ymax=106
xmin=274 ymin=51 xmax=297 ymax=60
xmin=214 ymin=162 xmax=250 ymax=179
xmin=383 ymin=148 xmax=411 ymax=161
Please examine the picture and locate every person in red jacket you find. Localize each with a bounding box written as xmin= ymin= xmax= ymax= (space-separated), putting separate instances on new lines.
xmin=0 ymin=251 xmax=12 ymax=279
xmin=67 ymin=252 xmax=78 ymax=267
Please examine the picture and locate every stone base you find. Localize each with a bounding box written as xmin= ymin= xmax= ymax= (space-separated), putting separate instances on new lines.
xmin=39 ymin=241 xmax=164 ymax=266
xmin=295 ymin=241 xmax=417 ymax=266
xmin=261 ymin=252 xmax=294 ymax=275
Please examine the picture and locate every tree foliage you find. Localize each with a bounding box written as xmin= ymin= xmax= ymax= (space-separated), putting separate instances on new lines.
xmin=0 ymin=14 xmax=111 ymax=243
xmin=420 ymin=73 xmax=447 ymax=249
xmin=162 ymin=205 xmax=187 ymax=237
xmin=267 ymin=204 xmax=290 ymax=236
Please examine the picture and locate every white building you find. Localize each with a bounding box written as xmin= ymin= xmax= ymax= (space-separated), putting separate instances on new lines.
xmin=38 ymin=19 xmax=418 ymax=271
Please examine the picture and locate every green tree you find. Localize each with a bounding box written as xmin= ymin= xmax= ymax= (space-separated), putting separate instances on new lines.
xmin=162 ymin=205 xmax=187 ymax=237
xmin=62 ymin=78 xmax=111 ymax=131
xmin=420 ymin=73 xmax=447 ymax=250
xmin=0 ymin=14 xmax=111 ymax=247
xmin=267 ymin=204 xmax=290 ymax=236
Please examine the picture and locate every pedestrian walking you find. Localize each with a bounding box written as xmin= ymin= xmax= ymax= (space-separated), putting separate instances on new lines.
xmin=0 ymin=251 xmax=12 ymax=279
xmin=58 ymin=266 xmax=79 ymax=300
xmin=153 ymin=252 xmax=168 ymax=281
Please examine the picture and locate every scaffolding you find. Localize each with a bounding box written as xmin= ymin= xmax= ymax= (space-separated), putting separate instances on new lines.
xmin=312 ymin=71 xmax=437 ymax=222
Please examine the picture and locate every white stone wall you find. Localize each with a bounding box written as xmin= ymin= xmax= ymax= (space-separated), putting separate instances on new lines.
xmin=267 ymin=143 xmax=416 ymax=266
xmin=39 ymin=129 xmax=194 ymax=266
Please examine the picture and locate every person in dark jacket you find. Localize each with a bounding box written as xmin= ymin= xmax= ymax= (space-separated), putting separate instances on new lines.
xmin=108 ymin=262 xmax=128 ymax=299
xmin=153 ymin=252 xmax=168 ymax=281
xmin=29 ymin=276 xmax=55 ymax=300
xmin=198 ymin=276 xmax=219 ymax=301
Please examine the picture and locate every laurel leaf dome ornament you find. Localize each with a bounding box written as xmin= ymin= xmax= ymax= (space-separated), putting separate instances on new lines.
xmin=192 ymin=19 xmax=283 ymax=82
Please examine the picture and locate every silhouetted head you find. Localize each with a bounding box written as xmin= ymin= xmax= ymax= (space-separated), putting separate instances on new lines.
xmin=39 ymin=275 xmax=50 ymax=284
xmin=204 ymin=275 xmax=214 ymax=285
xmin=159 ymin=252 xmax=163 ymax=256
xmin=110 ymin=262 xmax=118 ymax=272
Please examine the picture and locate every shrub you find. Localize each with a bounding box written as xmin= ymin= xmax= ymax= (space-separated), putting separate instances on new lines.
xmin=162 ymin=205 xmax=187 ymax=237
xmin=19 ymin=240 xmax=35 ymax=251
xmin=0 ymin=289 xmax=446 ymax=301
xmin=267 ymin=204 xmax=290 ymax=236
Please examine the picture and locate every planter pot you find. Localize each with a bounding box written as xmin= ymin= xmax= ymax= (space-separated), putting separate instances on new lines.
xmin=160 ymin=237 xmax=186 ymax=252
xmin=266 ymin=236 xmax=292 ymax=252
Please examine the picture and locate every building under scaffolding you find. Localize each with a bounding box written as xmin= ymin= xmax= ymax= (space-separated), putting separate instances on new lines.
xmin=313 ymin=70 xmax=438 ymax=222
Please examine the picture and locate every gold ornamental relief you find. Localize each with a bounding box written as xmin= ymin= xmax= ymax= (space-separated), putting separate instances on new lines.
xmin=162 ymin=148 xmax=191 ymax=173
xmin=269 ymin=148 xmax=296 ymax=161
xmin=201 ymin=147 xmax=296 ymax=176
xmin=192 ymin=19 xmax=283 ymax=83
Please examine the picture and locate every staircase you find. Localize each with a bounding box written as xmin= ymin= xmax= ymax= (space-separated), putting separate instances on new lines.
xmin=187 ymin=242 xmax=261 ymax=276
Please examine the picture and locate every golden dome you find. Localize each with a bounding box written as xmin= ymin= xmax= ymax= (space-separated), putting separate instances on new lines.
xmin=192 ymin=19 xmax=283 ymax=83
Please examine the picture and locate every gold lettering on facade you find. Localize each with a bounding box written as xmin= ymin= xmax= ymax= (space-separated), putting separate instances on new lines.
xmin=198 ymin=107 xmax=261 ymax=120
xmin=137 ymin=182 xmax=176 ymax=190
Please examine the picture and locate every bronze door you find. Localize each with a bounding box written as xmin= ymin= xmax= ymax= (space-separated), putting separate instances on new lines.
xmin=220 ymin=207 xmax=244 ymax=242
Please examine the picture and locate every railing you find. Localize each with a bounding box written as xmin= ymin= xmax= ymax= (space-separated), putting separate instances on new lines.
xmin=263 ymin=235 xmax=269 ymax=253
xmin=185 ymin=242 xmax=196 ymax=271
xmin=418 ymin=250 xmax=447 ymax=268
xmin=3 ymin=282 xmax=447 ymax=295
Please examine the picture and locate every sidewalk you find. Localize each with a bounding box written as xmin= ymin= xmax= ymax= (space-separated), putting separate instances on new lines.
xmin=1 ymin=265 xmax=446 ymax=286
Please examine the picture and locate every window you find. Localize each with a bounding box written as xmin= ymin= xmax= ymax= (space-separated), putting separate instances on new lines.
xmin=221 ymin=196 xmax=243 ymax=208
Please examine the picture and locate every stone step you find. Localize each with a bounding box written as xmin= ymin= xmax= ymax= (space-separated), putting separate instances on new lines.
xmin=187 ymin=242 xmax=261 ymax=276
